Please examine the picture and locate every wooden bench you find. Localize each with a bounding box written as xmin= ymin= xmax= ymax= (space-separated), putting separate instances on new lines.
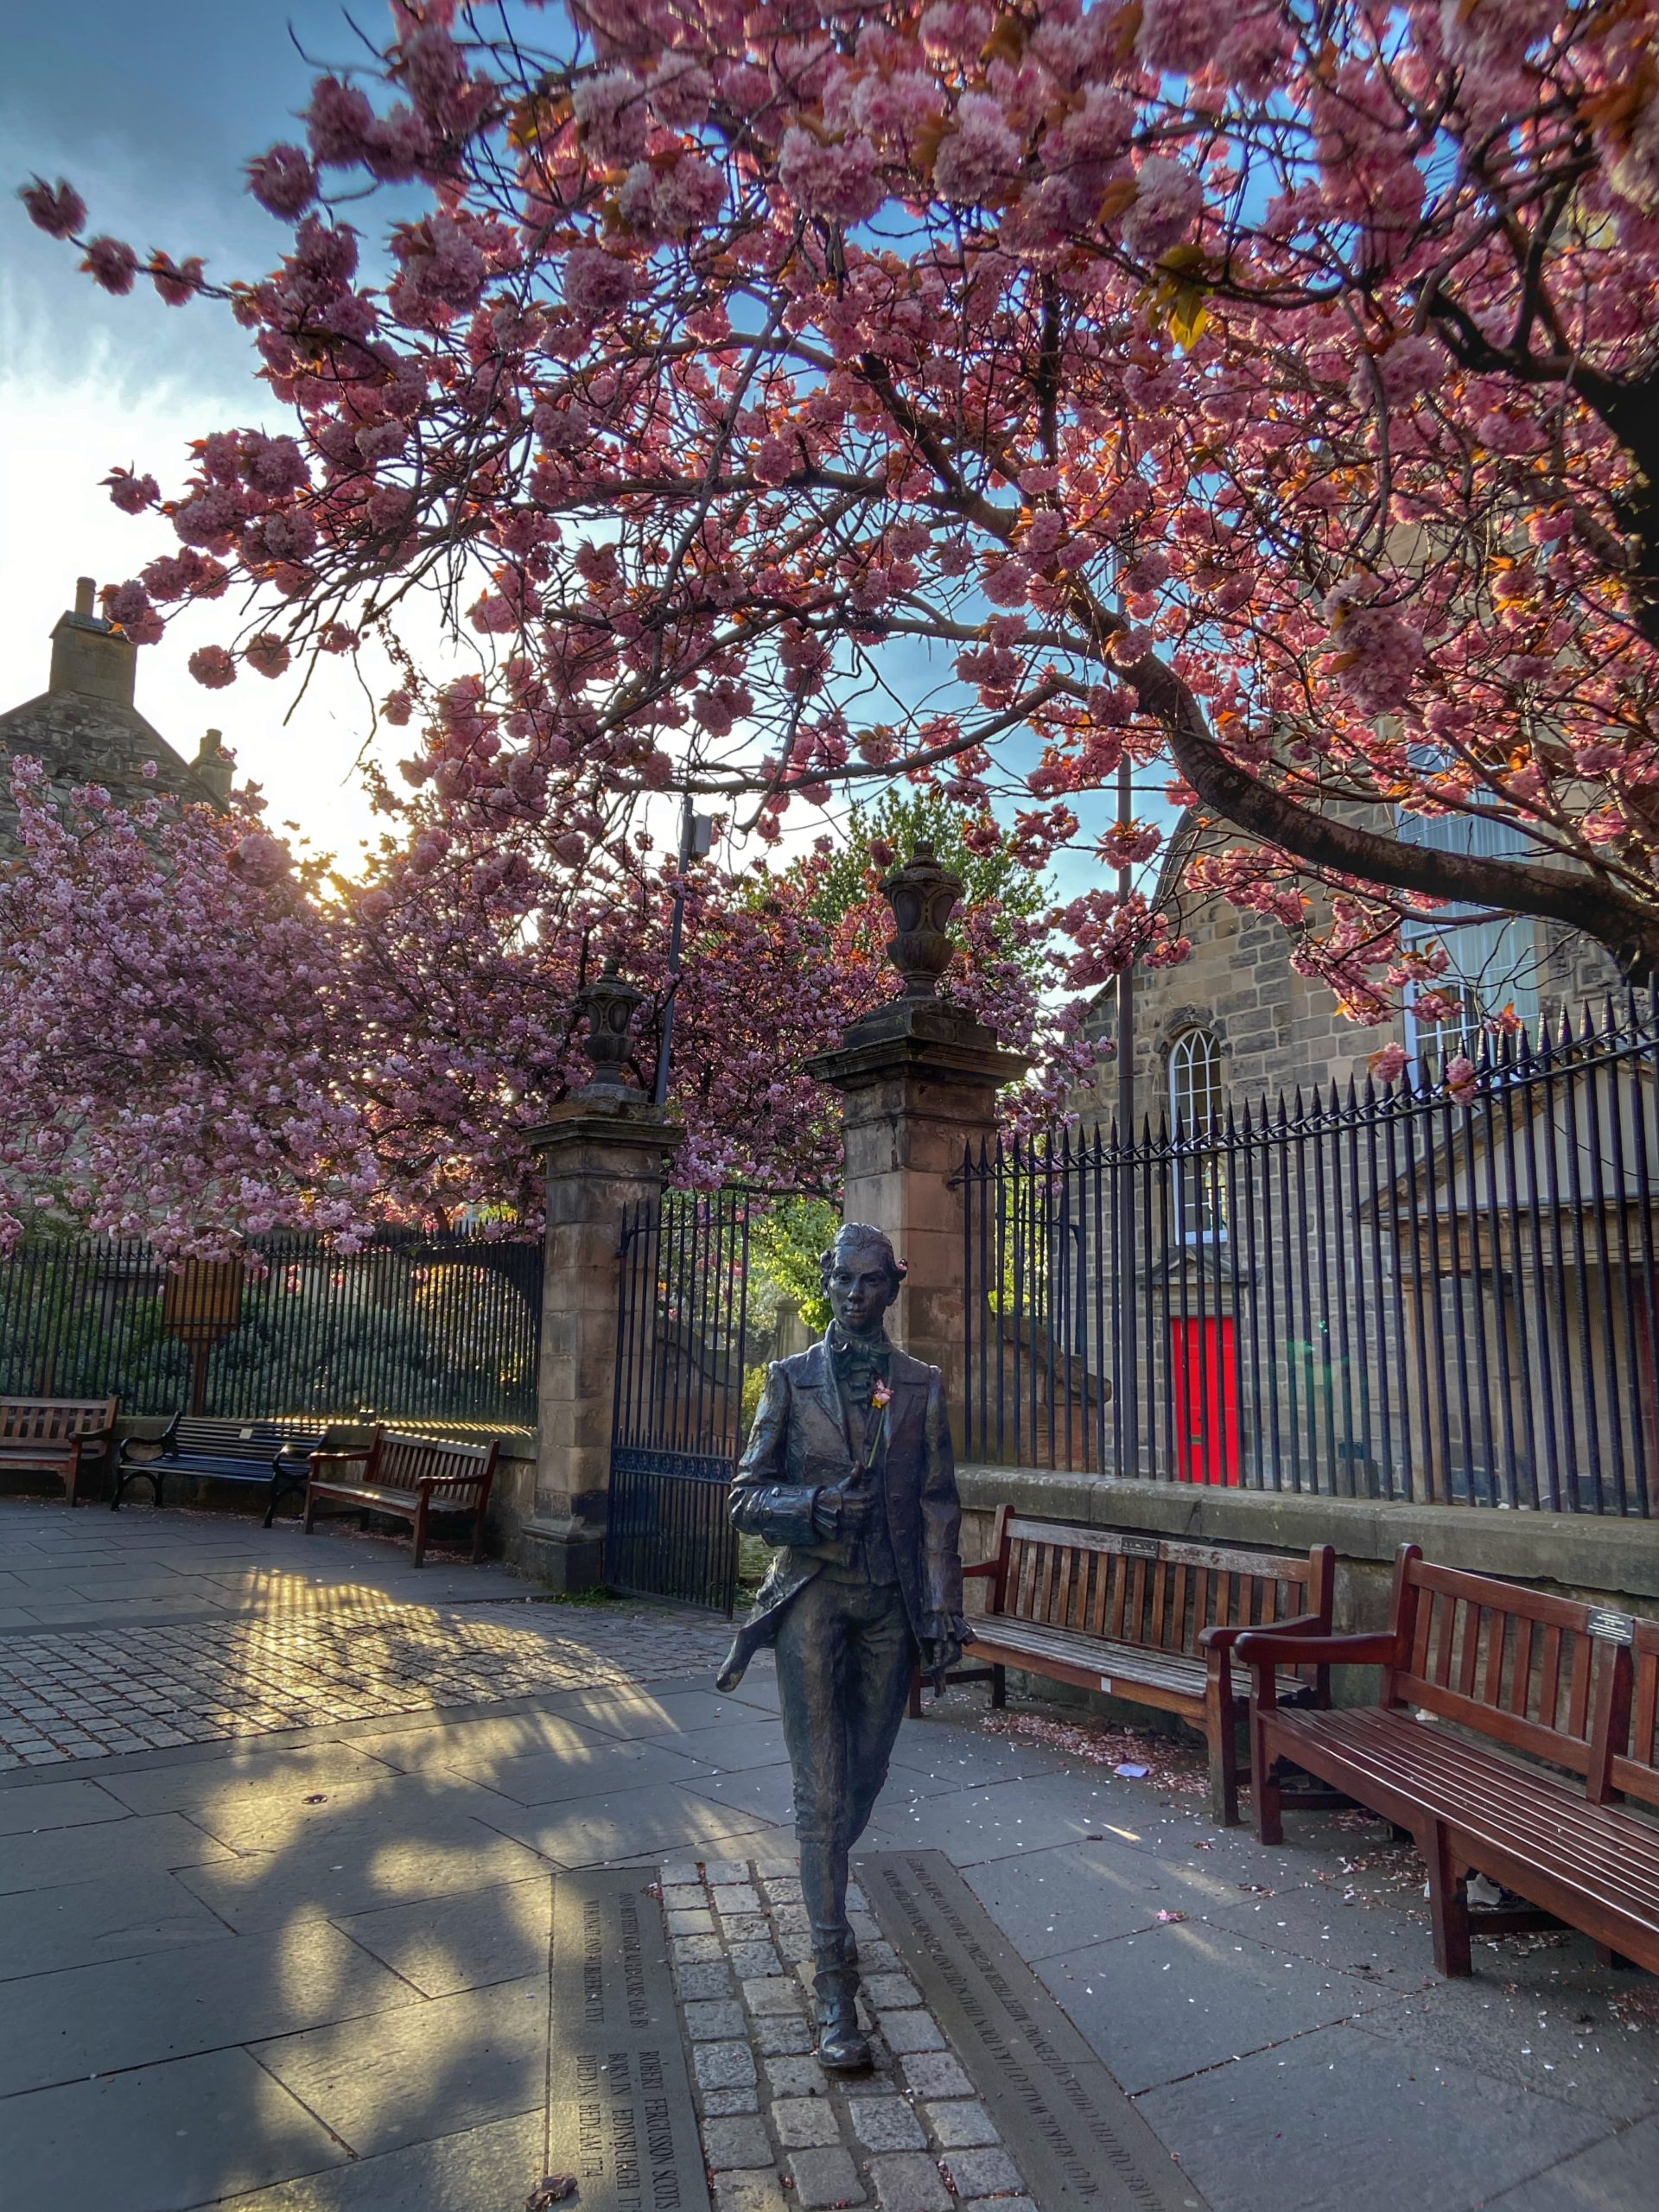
xmin=304 ymin=1428 xmax=499 ymax=1566
xmin=0 ymin=1396 xmax=119 ymax=1507
xmin=1236 ymin=1544 xmax=1659 ymax=1979
xmin=931 ymin=1508 xmax=1336 ymax=1823
xmin=113 ymin=1415 xmax=327 ymax=1521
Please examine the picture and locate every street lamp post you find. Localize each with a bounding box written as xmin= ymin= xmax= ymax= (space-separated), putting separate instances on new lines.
xmin=652 ymin=798 xmax=715 ymax=1109
xmin=1115 ymin=748 xmax=1139 ymax=1469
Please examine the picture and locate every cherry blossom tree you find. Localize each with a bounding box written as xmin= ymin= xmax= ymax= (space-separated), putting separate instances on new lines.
xmin=0 ymin=753 xmax=1091 ymax=1252
xmin=21 ymin=0 xmax=1659 ymax=1022
xmin=0 ymin=759 xmax=377 ymax=1256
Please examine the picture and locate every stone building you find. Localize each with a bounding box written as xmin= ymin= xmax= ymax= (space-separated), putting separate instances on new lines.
xmin=1074 ymin=808 xmax=1626 ymax=1136
xmin=0 ymin=578 xmax=232 ymax=847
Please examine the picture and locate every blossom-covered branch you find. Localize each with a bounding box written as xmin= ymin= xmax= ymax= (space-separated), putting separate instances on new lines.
xmin=20 ymin=0 xmax=1659 ymax=1008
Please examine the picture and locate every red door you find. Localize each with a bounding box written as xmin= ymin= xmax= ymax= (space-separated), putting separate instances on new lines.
xmin=1171 ymin=1317 xmax=1240 ymax=1484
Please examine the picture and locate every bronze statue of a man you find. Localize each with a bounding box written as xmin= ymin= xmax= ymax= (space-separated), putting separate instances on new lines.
xmin=716 ymin=1224 xmax=967 ymax=2069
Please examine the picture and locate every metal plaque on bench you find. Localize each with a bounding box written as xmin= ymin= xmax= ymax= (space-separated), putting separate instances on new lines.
xmin=548 ymin=1870 xmax=709 ymax=2212
xmin=859 ymin=1849 xmax=1208 ymax=2212
xmin=1587 ymin=1607 xmax=1636 ymax=1645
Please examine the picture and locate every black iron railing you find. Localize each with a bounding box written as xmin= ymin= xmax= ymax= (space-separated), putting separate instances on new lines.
xmin=607 ymin=1187 xmax=763 ymax=1612
xmin=0 ymin=1228 xmax=540 ymax=1431
xmin=959 ymin=998 xmax=1659 ymax=1515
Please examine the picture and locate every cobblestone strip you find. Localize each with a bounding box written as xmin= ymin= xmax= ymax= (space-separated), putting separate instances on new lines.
xmin=661 ymin=1854 xmax=1034 ymax=2212
xmin=0 ymin=1599 xmax=726 ymax=1767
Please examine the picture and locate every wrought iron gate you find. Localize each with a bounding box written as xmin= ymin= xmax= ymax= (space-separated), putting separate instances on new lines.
xmin=607 ymin=1189 xmax=760 ymax=1613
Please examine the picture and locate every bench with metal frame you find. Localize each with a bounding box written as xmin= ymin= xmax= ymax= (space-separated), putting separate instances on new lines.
xmin=304 ymin=1427 xmax=499 ymax=1567
xmin=0 ymin=1396 xmax=119 ymax=1508
xmin=113 ymin=1414 xmax=327 ymax=1522
xmin=927 ymin=1506 xmax=1336 ymax=1824
xmin=1237 ymin=1544 xmax=1659 ymax=1978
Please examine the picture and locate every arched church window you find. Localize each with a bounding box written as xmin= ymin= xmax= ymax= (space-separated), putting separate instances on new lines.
xmin=1169 ymin=1027 xmax=1225 ymax=1239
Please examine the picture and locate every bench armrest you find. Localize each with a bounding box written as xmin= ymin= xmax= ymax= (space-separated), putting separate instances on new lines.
xmin=308 ymin=1448 xmax=372 ymax=1470
xmin=1235 ymin=1629 xmax=1397 ymax=1708
xmin=962 ymin=1560 xmax=1000 ymax=1580
xmin=119 ymin=1412 xmax=180 ymax=1461
xmin=1199 ymin=1611 xmax=1325 ymax=1655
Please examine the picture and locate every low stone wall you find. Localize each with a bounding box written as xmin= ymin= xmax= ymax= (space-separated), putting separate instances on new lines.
xmin=954 ymin=1461 xmax=1659 ymax=1719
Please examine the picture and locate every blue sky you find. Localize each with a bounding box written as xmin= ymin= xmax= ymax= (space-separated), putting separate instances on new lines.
xmin=2 ymin=3 xmax=1166 ymax=903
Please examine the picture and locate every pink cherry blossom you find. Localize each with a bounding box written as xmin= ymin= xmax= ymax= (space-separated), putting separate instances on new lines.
xmin=246 ymin=144 xmax=319 ymax=218
xmin=188 ymin=644 xmax=237 ymax=689
xmin=778 ymin=128 xmax=885 ymax=223
xmin=19 ymin=175 xmax=85 ymax=238
xmin=1120 ymin=157 xmax=1204 ymax=260
xmin=79 ymin=235 xmax=139 ymax=294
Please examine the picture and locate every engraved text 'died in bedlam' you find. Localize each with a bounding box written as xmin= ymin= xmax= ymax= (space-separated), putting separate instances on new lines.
xmin=549 ymin=1870 xmax=710 ymax=2212
xmin=858 ymin=1849 xmax=1208 ymax=2212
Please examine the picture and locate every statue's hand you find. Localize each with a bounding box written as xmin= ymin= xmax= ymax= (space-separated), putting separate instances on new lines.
xmin=810 ymin=1484 xmax=874 ymax=1539
xmin=918 ymin=1633 xmax=964 ymax=1680
xmin=918 ymin=1610 xmax=969 ymax=1684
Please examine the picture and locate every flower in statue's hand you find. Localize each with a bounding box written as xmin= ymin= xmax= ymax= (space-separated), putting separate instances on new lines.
xmin=870 ymin=1380 xmax=893 ymax=1408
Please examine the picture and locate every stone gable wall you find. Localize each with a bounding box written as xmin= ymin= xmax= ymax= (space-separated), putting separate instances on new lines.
xmin=1075 ymin=816 xmax=1628 ymax=1130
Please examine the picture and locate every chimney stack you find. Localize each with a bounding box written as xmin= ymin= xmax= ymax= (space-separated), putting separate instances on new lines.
xmin=49 ymin=576 xmax=137 ymax=709
xmin=192 ymin=728 xmax=234 ymax=807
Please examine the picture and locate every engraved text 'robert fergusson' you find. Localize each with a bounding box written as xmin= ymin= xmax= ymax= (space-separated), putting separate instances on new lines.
xmin=550 ymin=1871 xmax=709 ymax=2212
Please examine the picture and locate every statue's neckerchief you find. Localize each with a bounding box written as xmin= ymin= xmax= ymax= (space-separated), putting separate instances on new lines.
xmin=828 ymin=1325 xmax=893 ymax=1471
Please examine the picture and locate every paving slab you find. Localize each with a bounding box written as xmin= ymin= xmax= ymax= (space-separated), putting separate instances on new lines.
xmin=0 ymin=1810 xmax=232 ymax=1894
xmin=0 ymin=1919 xmax=420 ymax=2095
xmin=343 ymin=1706 xmax=616 ymax=1773
xmin=861 ymin=1772 xmax=1143 ymax=1864
xmin=1198 ymin=1876 xmax=1440 ymax=1996
xmin=1037 ymin=1916 xmax=1399 ymax=2094
xmin=173 ymin=1813 xmax=549 ymax=1930
xmin=0 ymin=1866 xmax=237 ymax=1980
xmin=885 ymin=1722 xmax=1075 ymax=1787
xmin=160 ymin=1769 xmax=522 ymax=1853
xmin=667 ymin=1719 xmax=793 ymax=1772
xmin=963 ymin=1835 xmax=1239 ymax=1958
xmin=0 ymin=2045 xmax=349 ymax=2212
xmin=194 ymin=2109 xmax=545 ymax=2211
xmin=338 ymin=1875 xmax=554 ymax=1996
xmin=1480 ymin=2113 xmax=1659 ymax=2209
xmin=565 ymin=1687 xmax=768 ymax=1738
xmin=1350 ymin=1977 xmax=1659 ymax=2126
xmin=464 ymin=1734 xmax=721 ymax=1806
xmin=253 ymin=1974 xmax=548 ymax=2158
xmin=0 ymin=1776 xmax=130 ymax=1833
xmin=99 ymin=1742 xmax=405 ymax=1816
xmin=680 ymin=1764 xmax=801 ymax=1827
xmin=480 ymin=1783 xmax=779 ymax=1865
xmin=1135 ymin=2021 xmax=1614 ymax=2212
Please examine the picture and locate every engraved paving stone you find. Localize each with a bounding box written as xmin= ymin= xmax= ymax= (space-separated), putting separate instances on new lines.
xmin=549 ymin=1869 xmax=711 ymax=2212
xmin=858 ymin=1850 xmax=1209 ymax=2212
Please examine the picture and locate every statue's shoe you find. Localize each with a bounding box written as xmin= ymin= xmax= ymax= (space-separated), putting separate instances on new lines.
xmin=813 ymin=1972 xmax=873 ymax=2072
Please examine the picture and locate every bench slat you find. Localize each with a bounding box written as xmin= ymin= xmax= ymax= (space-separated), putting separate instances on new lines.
xmin=1272 ymin=1707 xmax=1659 ymax=1913
xmin=303 ymin=1426 xmax=499 ymax=1567
xmin=1247 ymin=1544 xmax=1659 ymax=1980
xmin=949 ymin=1516 xmax=1336 ymax=1827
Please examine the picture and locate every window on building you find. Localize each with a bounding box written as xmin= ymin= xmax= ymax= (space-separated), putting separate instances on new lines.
xmin=1395 ymin=807 xmax=1542 ymax=1067
xmin=1169 ymin=1027 xmax=1225 ymax=1239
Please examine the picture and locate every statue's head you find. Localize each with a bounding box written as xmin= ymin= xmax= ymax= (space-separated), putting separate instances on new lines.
xmin=820 ymin=1223 xmax=906 ymax=1338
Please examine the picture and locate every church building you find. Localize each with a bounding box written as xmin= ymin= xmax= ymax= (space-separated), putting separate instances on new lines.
xmin=1076 ymin=809 xmax=1626 ymax=1137
xmin=0 ymin=578 xmax=232 ymax=848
